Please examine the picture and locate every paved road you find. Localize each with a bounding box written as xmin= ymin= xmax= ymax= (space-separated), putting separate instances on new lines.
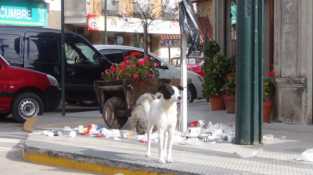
xmin=0 ymin=118 xmax=93 ymax=175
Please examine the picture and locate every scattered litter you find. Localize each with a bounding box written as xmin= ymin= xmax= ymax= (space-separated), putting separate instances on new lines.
xmin=298 ymin=148 xmax=313 ymax=162
xmin=40 ymin=121 xmax=235 ymax=145
xmin=263 ymin=134 xmax=275 ymax=142
xmin=197 ymin=122 xmax=235 ymax=143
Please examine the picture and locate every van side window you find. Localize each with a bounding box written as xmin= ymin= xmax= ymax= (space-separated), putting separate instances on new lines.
xmin=0 ymin=34 xmax=22 ymax=65
xmin=65 ymin=39 xmax=99 ymax=65
xmin=64 ymin=43 xmax=81 ymax=64
xmin=27 ymin=37 xmax=59 ymax=66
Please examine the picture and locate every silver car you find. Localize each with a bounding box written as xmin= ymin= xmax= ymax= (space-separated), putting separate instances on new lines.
xmin=94 ymin=45 xmax=204 ymax=102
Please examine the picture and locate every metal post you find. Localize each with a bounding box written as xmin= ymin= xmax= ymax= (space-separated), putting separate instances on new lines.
xmin=61 ymin=0 xmax=66 ymax=116
xmin=236 ymin=0 xmax=263 ymax=145
xmin=180 ymin=34 xmax=188 ymax=133
xmin=103 ymin=0 xmax=108 ymax=44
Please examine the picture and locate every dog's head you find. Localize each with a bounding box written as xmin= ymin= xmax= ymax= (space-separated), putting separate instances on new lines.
xmin=158 ymin=84 xmax=182 ymax=102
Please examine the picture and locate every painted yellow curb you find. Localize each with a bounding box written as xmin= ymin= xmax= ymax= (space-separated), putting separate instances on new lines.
xmin=23 ymin=151 xmax=175 ymax=175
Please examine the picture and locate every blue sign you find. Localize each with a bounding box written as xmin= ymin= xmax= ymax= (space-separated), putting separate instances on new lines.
xmin=0 ymin=2 xmax=48 ymax=27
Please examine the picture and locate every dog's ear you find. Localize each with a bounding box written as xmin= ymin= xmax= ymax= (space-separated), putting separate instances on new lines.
xmin=177 ymin=85 xmax=184 ymax=91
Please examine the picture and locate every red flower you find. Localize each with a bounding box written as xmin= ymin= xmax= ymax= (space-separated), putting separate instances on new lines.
xmin=143 ymin=56 xmax=150 ymax=65
xmin=138 ymin=58 xmax=145 ymax=66
xmin=110 ymin=65 xmax=116 ymax=73
xmin=119 ymin=62 xmax=127 ymax=71
xmin=124 ymin=59 xmax=130 ymax=65
xmin=266 ymin=71 xmax=275 ymax=78
xmin=154 ymin=62 xmax=160 ymax=68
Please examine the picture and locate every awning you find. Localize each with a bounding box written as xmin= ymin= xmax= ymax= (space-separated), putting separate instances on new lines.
xmin=160 ymin=34 xmax=181 ymax=40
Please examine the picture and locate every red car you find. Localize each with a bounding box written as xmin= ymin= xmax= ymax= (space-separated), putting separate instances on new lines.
xmin=0 ymin=55 xmax=60 ymax=122
xmin=187 ymin=61 xmax=205 ymax=78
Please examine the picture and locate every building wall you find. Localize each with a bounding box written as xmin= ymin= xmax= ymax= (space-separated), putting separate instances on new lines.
xmin=274 ymin=0 xmax=313 ymax=124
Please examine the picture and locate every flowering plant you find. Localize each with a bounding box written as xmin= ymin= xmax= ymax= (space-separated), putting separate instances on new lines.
xmin=102 ymin=54 xmax=158 ymax=81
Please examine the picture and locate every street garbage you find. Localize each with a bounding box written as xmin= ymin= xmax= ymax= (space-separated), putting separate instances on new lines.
xmin=40 ymin=121 xmax=235 ymax=145
xmin=186 ymin=121 xmax=235 ymax=143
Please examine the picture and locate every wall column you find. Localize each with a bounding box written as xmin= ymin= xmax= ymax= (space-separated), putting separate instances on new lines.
xmin=274 ymin=0 xmax=313 ymax=124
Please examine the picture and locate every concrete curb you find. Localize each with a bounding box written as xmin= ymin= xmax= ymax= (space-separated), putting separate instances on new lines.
xmin=23 ymin=144 xmax=194 ymax=175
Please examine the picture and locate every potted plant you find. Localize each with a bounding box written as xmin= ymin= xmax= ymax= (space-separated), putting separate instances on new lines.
xmin=263 ymin=71 xmax=275 ymax=123
xmin=202 ymin=39 xmax=229 ymax=110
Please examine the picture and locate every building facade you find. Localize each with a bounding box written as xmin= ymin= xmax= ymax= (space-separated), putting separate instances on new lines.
xmin=64 ymin=0 xmax=181 ymax=62
xmin=211 ymin=0 xmax=313 ymax=124
xmin=274 ymin=0 xmax=312 ymax=124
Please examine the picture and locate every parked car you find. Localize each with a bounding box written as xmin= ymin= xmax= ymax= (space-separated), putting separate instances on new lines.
xmin=0 ymin=26 xmax=111 ymax=106
xmin=0 ymin=55 xmax=60 ymax=122
xmin=94 ymin=45 xmax=204 ymax=102
xmin=171 ymin=57 xmax=205 ymax=78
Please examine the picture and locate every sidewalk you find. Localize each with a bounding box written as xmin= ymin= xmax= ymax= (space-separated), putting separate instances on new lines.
xmin=23 ymin=101 xmax=313 ymax=175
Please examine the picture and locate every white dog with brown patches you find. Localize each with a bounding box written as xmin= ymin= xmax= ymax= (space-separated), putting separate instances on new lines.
xmin=132 ymin=84 xmax=181 ymax=163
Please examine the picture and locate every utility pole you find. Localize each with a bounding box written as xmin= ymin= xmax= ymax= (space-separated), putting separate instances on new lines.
xmin=236 ymin=0 xmax=264 ymax=145
xmin=60 ymin=0 xmax=66 ymax=116
xmin=103 ymin=0 xmax=108 ymax=44
xmin=143 ymin=22 xmax=148 ymax=56
xmin=180 ymin=33 xmax=188 ymax=133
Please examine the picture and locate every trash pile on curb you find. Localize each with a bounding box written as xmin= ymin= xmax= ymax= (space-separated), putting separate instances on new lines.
xmin=40 ymin=120 xmax=236 ymax=144
xmin=186 ymin=121 xmax=235 ymax=143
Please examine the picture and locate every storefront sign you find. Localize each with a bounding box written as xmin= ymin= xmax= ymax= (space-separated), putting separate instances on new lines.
xmin=87 ymin=15 xmax=180 ymax=35
xmin=0 ymin=3 xmax=48 ymax=27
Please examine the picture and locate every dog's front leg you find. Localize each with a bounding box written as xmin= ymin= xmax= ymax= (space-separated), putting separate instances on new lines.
xmin=146 ymin=125 xmax=153 ymax=158
xmin=166 ymin=128 xmax=174 ymax=163
xmin=158 ymin=128 xmax=166 ymax=163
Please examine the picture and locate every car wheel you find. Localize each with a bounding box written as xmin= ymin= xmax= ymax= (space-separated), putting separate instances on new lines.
xmin=102 ymin=97 xmax=126 ymax=129
xmin=12 ymin=92 xmax=43 ymax=123
xmin=187 ymin=84 xmax=196 ymax=103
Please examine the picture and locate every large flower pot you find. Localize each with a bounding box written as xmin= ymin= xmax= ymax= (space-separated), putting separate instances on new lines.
xmin=210 ymin=95 xmax=225 ymax=111
xmin=263 ymin=99 xmax=273 ymax=123
xmin=224 ymin=95 xmax=235 ymax=113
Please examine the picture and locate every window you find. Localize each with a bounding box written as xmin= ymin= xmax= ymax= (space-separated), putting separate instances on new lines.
xmin=27 ymin=37 xmax=59 ymax=66
xmin=64 ymin=40 xmax=98 ymax=65
xmin=65 ymin=43 xmax=81 ymax=64
xmin=0 ymin=34 xmax=22 ymax=65
xmin=73 ymin=42 xmax=98 ymax=64
xmin=106 ymin=0 xmax=119 ymax=15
